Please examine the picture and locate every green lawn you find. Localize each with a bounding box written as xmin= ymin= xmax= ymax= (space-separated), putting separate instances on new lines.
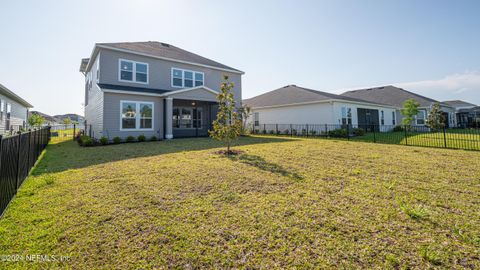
xmin=0 ymin=136 xmax=479 ymax=268
xmin=351 ymin=129 xmax=480 ymax=151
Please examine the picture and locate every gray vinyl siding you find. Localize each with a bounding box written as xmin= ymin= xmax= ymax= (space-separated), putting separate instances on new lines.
xmin=84 ymin=54 xmax=104 ymax=138
xmin=102 ymin=92 xmax=164 ymax=140
xmin=0 ymin=93 xmax=28 ymax=134
xmin=98 ymin=48 xmax=242 ymax=105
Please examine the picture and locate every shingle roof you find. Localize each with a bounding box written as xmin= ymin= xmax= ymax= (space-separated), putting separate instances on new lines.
xmin=97 ymin=41 xmax=242 ymax=73
xmin=442 ymin=100 xmax=477 ymax=108
xmin=0 ymin=83 xmax=33 ymax=108
xmin=97 ymin=83 xmax=169 ymax=95
xmin=243 ymin=85 xmax=391 ymax=108
xmin=341 ymin=85 xmax=438 ymax=108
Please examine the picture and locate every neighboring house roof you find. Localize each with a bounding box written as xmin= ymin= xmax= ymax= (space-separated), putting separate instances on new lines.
xmin=442 ymin=100 xmax=477 ymax=109
xmin=243 ymin=85 xmax=393 ymax=108
xmin=341 ymin=85 xmax=440 ymax=108
xmin=80 ymin=41 xmax=243 ymax=74
xmin=0 ymin=83 xmax=33 ymax=108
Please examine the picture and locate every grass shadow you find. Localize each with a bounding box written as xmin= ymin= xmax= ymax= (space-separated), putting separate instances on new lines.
xmin=32 ymin=136 xmax=298 ymax=175
xmin=227 ymin=153 xmax=304 ymax=181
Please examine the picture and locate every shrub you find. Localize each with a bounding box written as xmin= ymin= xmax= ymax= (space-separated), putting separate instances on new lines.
xmin=328 ymin=128 xmax=347 ymax=137
xmin=352 ymin=128 xmax=365 ymax=136
xmin=99 ymin=136 xmax=108 ymax=145
xmin=137 ymin=134 xmax=146 ymax=142
xmin=301 ymin=129 xmax=307 ymax=136
xmin=150 ymin=136 xmax=157 ymax=141
xmin=309 ymin=130 xmax=317 ymax=136
xmin=269 ymin=130 xmax=274 ymax=135
xmin=291 ymin=129 xmax=297 ymax=135
xmin=126 ymin=136 xmax=135 ymax=143
xmin=112 ymin=136 xmax=122 ymax=144
xmin=82 ymin=137 xmax=94 ymax=147
xmin=393 ymin=125 xmax=404 ymax=132
xmin=284 ymin=129 xmax=290 ymax=135
xmin=262 ymin=129 xmax=267 ymax=134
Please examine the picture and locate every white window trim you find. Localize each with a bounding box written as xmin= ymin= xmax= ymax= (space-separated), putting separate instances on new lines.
xmin=118 ymin=59 xmax=149 ymax=84
xmin=341 ymin=106 xmax=352 ymax=125
xmin=171 ymin=68 xmax=204 ymax=88
xmin=172 ymin=106 xmax=203 ymax=129
xmin=415 ymin=110 xmax=427 ymax=125
xmin=119 ymin=100 xmax=154 ymax=131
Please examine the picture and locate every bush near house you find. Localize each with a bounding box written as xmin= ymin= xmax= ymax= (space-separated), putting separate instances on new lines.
xmin=328 ymin=128 xmax=347 ymax=137
xmin=352 ymin=128 xmax=365 ymax=136
xmin=126 ymin=136 xmax=135 ymax=143
xmin=99 ymin=136 xmax=108 ymax=145
xmin=150 ymin=136 xmax=158 ymax=141
xmin=137 ymin=135 xmax=146 ymax=142
xmin=113 ymin=137 xmax=122 ymax=144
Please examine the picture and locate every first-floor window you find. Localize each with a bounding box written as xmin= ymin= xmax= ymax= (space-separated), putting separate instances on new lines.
xmin=121 ymin=101 xmax=153 ymax=130
xmin=392 ymin=111 xmax=396 ymax=125
xmin=254 ymin=112 xmax=259 ymax=126
xmin=172 ymin=107 xmax=203 ymax=128
xmin=381 ymin=110 xmax=385 ymax=125
xmin=416 ymin=110 xmax=426 ymax=125
xmin=341 ymin=107 xmax=352 ymax=125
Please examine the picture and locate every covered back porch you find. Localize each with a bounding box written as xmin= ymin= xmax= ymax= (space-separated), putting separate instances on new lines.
xmin=163 ymin=86 xmax=219 ymax=139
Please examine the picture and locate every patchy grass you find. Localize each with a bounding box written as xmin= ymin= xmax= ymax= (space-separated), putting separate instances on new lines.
xmin=0 ymin=136 xmax=479 ymax=269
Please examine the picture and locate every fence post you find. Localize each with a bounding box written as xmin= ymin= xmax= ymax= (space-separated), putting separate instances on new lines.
xmin=290 ymin=124 xmax=292 ymax=137
xmin=263 ymin=124 xmax=266 ymax=134
xmin=443 ymin=126 xmax=447 ymax=148
xmin=372 ymin=125 xmax=376 ymax=143
xmin=15 ymin=133 xmax=22 ymax=191
xmin=325 ymin=124 xmax=328 ymax=138
xmin=276 ymin=124 xmax=278 ymax=135
xmin=0 ymin=135 xmax=3 ymax=187
xmin=73 ymin=124 xmax=76 ymax=141
xmin=404 ymin=125 xmax=408 ymax=145
xmin=347 ymin=124 xmax=350 ymax=141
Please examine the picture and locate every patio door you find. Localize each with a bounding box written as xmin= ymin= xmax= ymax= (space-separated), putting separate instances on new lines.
xmin=357 ymin=108 xmax=379 ymax=131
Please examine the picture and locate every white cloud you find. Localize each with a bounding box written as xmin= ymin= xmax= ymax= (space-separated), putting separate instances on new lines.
xmin=396 ymin=71 xmax=480 ymax=105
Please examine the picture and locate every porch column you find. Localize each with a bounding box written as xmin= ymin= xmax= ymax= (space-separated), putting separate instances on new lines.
xmin=165 ymin=97 xmax=173 ymax=139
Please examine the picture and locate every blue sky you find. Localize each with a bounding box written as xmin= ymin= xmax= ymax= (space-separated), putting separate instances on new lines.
xmin=1 ymin=0 xmax=479 ymax=115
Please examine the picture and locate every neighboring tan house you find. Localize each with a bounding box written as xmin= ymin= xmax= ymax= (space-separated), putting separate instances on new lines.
xmin=341 ymin=85 xmax=457 ymax=127
xmin=243 ymin=85 xmax=397 ymax=131
xmin=79 ymin=41 xmax=243 ymax=140
xmin=0 ymin=84 xmax=33 ymax=135
xmin=443 ymin=100 xmax=479 ymax=128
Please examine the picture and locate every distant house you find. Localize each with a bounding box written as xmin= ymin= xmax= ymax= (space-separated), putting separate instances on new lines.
xmin=443 ymin=100 xmax=479 ymax=128
xmin=0 ymin=84 xmax=33 ymax=134
xmin=243 ymin=85 xmax=397 ymax=131
xmin=341 ymin=85 xmax=457 ymax=127
xmin=80 ymin=41 xmax=243 ymax=140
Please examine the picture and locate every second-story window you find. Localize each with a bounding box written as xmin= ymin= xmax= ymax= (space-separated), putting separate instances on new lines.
xmin=119 ymin=59 xmax=148 ymax=84
xmin=171 ymin=68 xmax=204 ymax=88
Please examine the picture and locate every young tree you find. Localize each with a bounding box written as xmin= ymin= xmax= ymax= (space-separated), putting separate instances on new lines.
xmin=238 ymin=105 xmax=251 ymax=135
xmin=63 ymin=117 xmax=72 ymax=126
xmin=401 ymin=98 xmax=420 ymax=126
xmin=426 ymin=103 xmax=445 ymax=130
xmin=28 ymin=114 xmax=45 ymax=128
xmin=209 ymin=75 xmax=243 ymax=155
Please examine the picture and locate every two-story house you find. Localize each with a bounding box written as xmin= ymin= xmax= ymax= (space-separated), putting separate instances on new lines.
xmin=0 ymin=83 xmax=32 ymax=135
xmin=80 ymin=42 xmax=243 ymax=140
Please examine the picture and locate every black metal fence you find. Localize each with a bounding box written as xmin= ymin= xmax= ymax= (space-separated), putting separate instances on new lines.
xmin=0 ymin=127 xmax=51 ymax=217
xmin=50 ymin=124 xmax=84 ymax=141
xmin=252 ymin=124 xmax=480 ymax=151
